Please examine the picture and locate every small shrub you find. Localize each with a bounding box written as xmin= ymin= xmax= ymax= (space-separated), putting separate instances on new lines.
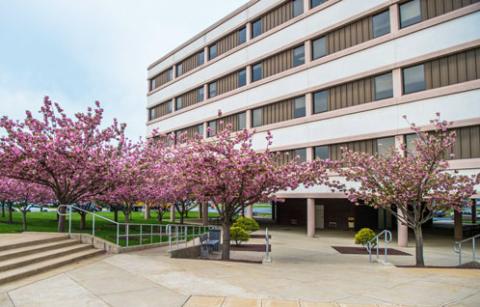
xmin=233 ymin=216 xmax=259 ymax=232
xmin=354 ymin=228 xmax=376 ymax=246
xmin=230 ymin=226 xmax=250 ymax=246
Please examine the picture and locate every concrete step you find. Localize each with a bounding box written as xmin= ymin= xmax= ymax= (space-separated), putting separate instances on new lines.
xmin=0 ymin=239 xmax=79 ymax=261
xmin=0 ymin=243 xmax=93 ymax=272
xmin=0 ymin=248 xmax=104 ymax=285
xmin=0 ymin=235 xmax=69 ymax=252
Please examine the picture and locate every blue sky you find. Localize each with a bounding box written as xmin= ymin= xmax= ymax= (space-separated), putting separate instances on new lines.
xmin=0 ymin=0 xmax=247 ymax=140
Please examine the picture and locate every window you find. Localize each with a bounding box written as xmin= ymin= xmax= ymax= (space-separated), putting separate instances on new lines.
xmin=374 ymin=73 xmax=393 ymax=100
xmin=293 ymin=0 xmax=304 ymax=17
xmin=175 ymin=97 xmax=182 ymax=110
xmin=294 ymin=148 xmax=307 ymax=162
xmin=294 ymin=97 xmax=306 ymax=118
xmin=252 ymin=108 xmax=263 ymax=127
xmin=167 ymin=102 xmax=172 ymax=113
xmin=196 ymin=124 xmax=204 ymax=137
xmin=405 ymin=134 xmax=418 ymax=156
xmin=197 ymin=87 xmax=204 ymax=102
xmin=252 ymin=63 xmax=263 ymax=82
xmin=238 ymin=27 xmax=247 ymax=44
xmin=197 ymin=51 xmax=205 ymax=66
xmin=310 ymin=0 xmax=326 ymax=8
xmin=207 ymin=121 xmax=216 ymax=137
xmin=403 ymin=64 xmax=425 ymax=94
xmin=238 ymin=69 xmax=247 ymax=87
xmin=377 ymin=137 xmax=395 ymax=157
xmin=238 ymin=113 xmax=246 ymax=130
xmin=293 ymin=45 xmax=305 ymax=67
xmin=252 ymin=19 xmax=262 ymax=38
xmin=372 ymin=10 xmax=390 ymax=38
xmin=150 ymin=79 xmax=156 ymax=91
xmin=176 ymin=64 xmax=183 ymax=77
xmin=314 ymin=145 xmax=329 ymax=160
xmin=208 ymin=82 xmax=217 ymax=98
xmin=313 ymin=90 xmax=328 ymax=114
xmin=209 ymin=44 xmax=217 ymax=60
xmin=167 ymin=69 xmax=173 ymax=81
xmin=400 ymin=0 xmax=422 ymax=28
xmin=312 ymin=37 xmax=327 ymax=60
xmin=148 ymin=108 xmax=156 ymax=121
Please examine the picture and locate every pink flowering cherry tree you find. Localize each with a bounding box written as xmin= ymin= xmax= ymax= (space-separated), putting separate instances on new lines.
xmin=185 ymin=128 xmax=329 ymax=260
xmin=332 ymin=115 xmax=479 ymax=266
xmin=0 ymin=177 xmax=54 ymax=230
xmin=0 ymin=97 xmax=126 ymax=232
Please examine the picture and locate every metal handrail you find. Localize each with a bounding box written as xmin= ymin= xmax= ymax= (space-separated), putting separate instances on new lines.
xmin=454 ymin=234 xmax=479 ymax=265
xmin=167 ymin=224 xmax=219 ymax=252
xmin=263 ymin=227 xmax=271 ymax=263
xmin=366 ymin=230 xmax=392 ymax=263
xmin=57 ymin=204 xmax=170 ymax=247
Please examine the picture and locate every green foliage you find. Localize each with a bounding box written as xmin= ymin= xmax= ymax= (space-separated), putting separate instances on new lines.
xmin=233 ymin=216 xmax=259 ymax=232
xmin=354 ymin=228 xmax=376 ymax=246
xmin=230 ymin=226 xmax=250 ymax=245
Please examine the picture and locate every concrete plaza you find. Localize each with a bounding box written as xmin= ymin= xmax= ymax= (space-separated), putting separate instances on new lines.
xmin=0 ymin=228 xmax=479 ymax=306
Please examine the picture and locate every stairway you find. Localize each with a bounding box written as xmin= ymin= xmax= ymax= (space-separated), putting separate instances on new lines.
xmin=0 ymin=235 xmax=104 ymax=284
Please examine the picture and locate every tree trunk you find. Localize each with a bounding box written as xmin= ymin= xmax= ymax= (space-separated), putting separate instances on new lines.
xmin=202 ymin=203 xmax=209 ymax=226
xmin=8 ymin=203 xmax=13 ymax=224
xmin=21 ymin=210 xmax=28 ymax=231
xmin=221 ymin=221 xmax=231 ymax=260
xmin=179 ymin=212 xmax=185 ymax=224
xmin=144 ymin=205 xmax=151 ymax=220
xmin=124 ymin=210 xmax=130 ymax=223
xmin=113 ymin=209 xmax=118 ymax=222
xmin=1 ymin=202 xmax=5 ymax=218
xmin=57 ymin=205 xmax=66 ymax=232
xmin=157 ymin=209 xmax=163 ymax=222
xmin=79 ymin=212 xmax=86 ymax=230
xmin=413 ymin=226 xmax=425 ymax=267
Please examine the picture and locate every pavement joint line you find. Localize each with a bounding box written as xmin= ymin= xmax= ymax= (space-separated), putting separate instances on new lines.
xmin=66 ymin=273 xmax=114 ymax=307
xmin=181 ymin=294 xmax=192 ymax=307
xmin=6 ymin=291 xmax=16 ymax=307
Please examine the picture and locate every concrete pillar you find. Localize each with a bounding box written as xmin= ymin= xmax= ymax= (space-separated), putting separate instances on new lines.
xmin=204 ymin=46 xmax=209 ymax=63
xmin=246 ymin=109 xmax=252 ymax=129
xmin=471 ymin=199 xmax=477 ymax=224
xmin=202 ymin=203 xmax=209 ymax=226
xmin=306 ymin=146 xmax=314 ymax=162
xmin=307 ymin=198 xmax=315 ymax=237
xmin=392 ymin=68 xmax=402 ymax=98
xmin=203 ymin=84 xmax=209 ymax=100
xmin=170 ymin=204 xmax=176 ymax=222
xmin=304 ymin=40 xmax=312 ymax=63
xmin=389 ymin=4 xmax=400 ymax=34
xmin=172 ymin=65 xmax=176 ymax=79
xmin=397 ymin=208 xmax=408 ymax=247
xmin=305 ymin=92 xmax=313 ymax=116
xmin=246 ymin=65 xmax=252 ymax=84
xmin=454 ymin=210 xmax=463 ymax=241
xmin=246 ymin=205 xmax=254 ymax=218
xmin=246 ymin=22 xmax=252 ymax=41
xmin=303 ymin=0 xmax=310 ymax=11
xmin=203 ymin=122 xmax=208 ymax=139
xmin=171 ymin=98 xmax=176 ymax=111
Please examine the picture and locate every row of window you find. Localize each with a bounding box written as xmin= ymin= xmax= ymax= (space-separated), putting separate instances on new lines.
xmin=273 ymin=125 xmax=480 ymax=165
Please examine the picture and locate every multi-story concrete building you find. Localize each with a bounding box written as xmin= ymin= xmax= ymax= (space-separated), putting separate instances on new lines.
xmin=146 ymin=0 xmax=480 ymax=244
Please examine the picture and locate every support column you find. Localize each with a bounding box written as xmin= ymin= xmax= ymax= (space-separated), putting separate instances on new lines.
xmin=204 ymin=46 xmax=209 ymax=63
xmin=392 ymin=68 xmax=402 ymax=98
xmin=203 ymin=122 xmax=208 ymax=139
xmin=471 ymin=199 xmax=477 ymax=224
xmin=304 ymin=40 xmax=312 ymax=63
xmin=246 ymin=22 xmax=252 ymax=41
xmin=454 ymin=210 xmax=463 ymax=241
xmin=389 ymin=4 xmax=400 ymax=34
xmin=170 ymin=204 xmax=176 ymax=222
xmin=395 ymin=134 xmax=408 ymax=247
xmin=246 ymin=205 xmax=254 ymax=218
xmin=203 ymin=84 xmax=209 ymax=100
xmin=246 ymin=109 xmax=252 ymax=130
xmin=305 ymin=92 xmax=313 ymax=116
xmin=246 ymin=65 xmax=252 ymax=84
xmin=307 ymin=198 xmax=315 ymax=237
xmin=303 ymin=0 xmax=310 ymax=11
xmin=202 ymin=203 xmax=209 ymax=226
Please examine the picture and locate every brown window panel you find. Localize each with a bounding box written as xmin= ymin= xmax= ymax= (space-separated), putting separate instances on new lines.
xmin=328 ymin=77 xmax=374 ymax=111
xmin=176 ymin=87 xmax=203 ymax=110
xmin=419 ymin=0 xmax=478 ymax=22
xmin=329 ymin=139 xmax=378 ymax=160
xmin=261 ymin=0 xmax=295 ymax=33
xmin=152 ymin=134 xmax=173 ymax=146
xmin=178 ymin=51 xmax=204 ymax=76
xmin=208 ymin=112 xmax=246 ymax=137
xmin=151 ymin=68 xmax=173 ymax=91
xmin=175 ymin=124 xmax=204 ymax=142
xmin=262 ymin=48 xmax=294 ymax=78
xmin=445 ymin=125 xmax=480 ymax=159
xmin=261 ymin=98 xmax=296 ymax=126
xmin=148 ymin=101 xmax=172 ymax=121
xmin=216 ymin=70 xmax=241 ymax=96
xmin=424 ymin=47 xmax=480 ymax=90
xmin=273 ymin=149 xmax=297 ymax=166
xmin=326 ymin=15 xmax=373 ymax=55
xmin=214 ymin=30 xmax=241 ymax=57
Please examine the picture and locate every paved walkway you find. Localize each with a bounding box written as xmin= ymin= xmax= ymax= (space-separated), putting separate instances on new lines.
xmin=0 ymin=229 xmax=479 ymax=306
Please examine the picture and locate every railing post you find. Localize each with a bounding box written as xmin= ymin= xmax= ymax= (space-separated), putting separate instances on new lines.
xmin=68 ymin=205 xmax=72 ymax=236
xmin=126 ymin=224 xmax=129 ymax=247
xmin=176 ymin=226 xmax=179 ymax=249
xmin=473 ymin=238 xmax=476 ymax=262
xmin=151 ymin=225 xmax=153 ymax=244
xmin=184 ymin=225 xmax=188 ymax=247
xmin=92 ymin=214 xmax=95 ymax=237
xmin=116 ymin=223 xmax=119 ymax=246
xmin=459 ymin=242 xmax=462 ymax=265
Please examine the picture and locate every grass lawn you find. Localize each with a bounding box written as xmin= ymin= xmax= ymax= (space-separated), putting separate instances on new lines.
xmin=0 ymin=210 xmax=219 ymax=247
